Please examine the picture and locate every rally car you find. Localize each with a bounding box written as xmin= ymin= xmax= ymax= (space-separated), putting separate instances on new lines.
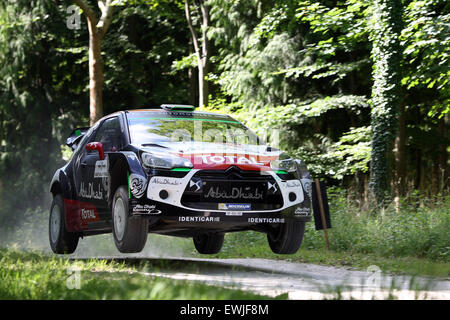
xmin=49 ymin=105 xmax=313 ymax=255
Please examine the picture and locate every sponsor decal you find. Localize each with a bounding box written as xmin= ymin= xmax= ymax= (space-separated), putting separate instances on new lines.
xmin=125 ymin=153 xmax=137 ymax=161
xmin=79 ymin=205 xmax=100 ymax=228
xmin=205 ymin=186 xmax=263 ymax=200
xmin=81 ymin=208 xmax=97 ymax=220
xmin=93 ymin=155 xmax=110 ymax=200
xmin=286 ymin=180 xmax=301 ymax=188
xmin=119 ymin=151 xmax=138 ymax=161
xmin=79 ymin=182 xmax=103 ymax=200
xmin=129 ymin=174 xmax=147 ymax=198
xmin=102 ymin=176 xmax=110 ymax=201
xmin=151 ymin=177 xmax=181 ymax=186
xmin=225 ymin=211 xmax=243 ymax=216
xmin=218 ymin=203 xmax=251 ymax=211
xmin=248 ymin=217 xmax=285 ymax=223
xmin=301 ymin=179 xmax=312 ymax=198
xmin=132 ymin=204 xmax=161 ymax=215
xmin=64 ymin=199 xmax=100 ymax=232
xmin=200 ymin=155 xmax=263 ymax=165
xmin=294 ymin=207 xmax=311 ymax=216
xmin=94 ymin=156 xmax=109 ymax=178
xmin=178 ymin=216 xmax=220 ymax=222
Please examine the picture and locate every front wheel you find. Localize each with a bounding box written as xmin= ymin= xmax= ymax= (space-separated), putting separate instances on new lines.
xmin=112 ymin=186 xmax=148 ymax=253
xmin=193 ymin=233 xmax=224 ymax=254
xmin=267 ymin=220 xmax=305 ymax=254
xmin=49 ymin=194 xmax=79 ymax=254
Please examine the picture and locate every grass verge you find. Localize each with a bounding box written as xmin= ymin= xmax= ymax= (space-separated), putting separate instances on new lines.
xmin=0 ymin=248 xmax=280 ymax=300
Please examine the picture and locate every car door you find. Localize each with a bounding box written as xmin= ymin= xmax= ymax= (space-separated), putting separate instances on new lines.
xmin=72 ymin=117 xmax=124 ymax=230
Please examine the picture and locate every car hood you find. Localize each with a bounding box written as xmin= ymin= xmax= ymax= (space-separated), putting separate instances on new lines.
xmin=137 ymin=141 xmax=283 ymax=171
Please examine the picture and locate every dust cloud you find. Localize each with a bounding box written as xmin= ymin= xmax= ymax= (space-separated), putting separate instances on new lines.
xmin=0 ymin=206 xmax=195 ymax=259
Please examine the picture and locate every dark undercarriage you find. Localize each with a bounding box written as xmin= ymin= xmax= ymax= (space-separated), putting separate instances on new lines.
xmin=79 ymin=203 xmax=311 ymax=238
xmin=146 ymin=206 xmax=311 ymax=238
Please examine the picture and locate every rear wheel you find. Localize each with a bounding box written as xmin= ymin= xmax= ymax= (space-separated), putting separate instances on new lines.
xmin=267 ymin=220 xmax=305 ymax=254
xmin=112 ymin=186 xmax=148 ymax=253
xmin=193 ymin=233 xmax=224 ymax=254
xmin=49 ymin=194 xmax=79 ymax=254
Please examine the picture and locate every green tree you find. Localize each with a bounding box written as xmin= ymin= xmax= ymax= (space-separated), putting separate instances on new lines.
xmin=400 ymin=0 xmax=449 ymax=196
xmin=369 ymin=0 xmax=403 ymax=207
xmin=185 ymin=0 xmax=211 ymax=109
xmin=0 ymin=0 xmax=68 ymax=225
xmin=73 ymin=0 xmax=116 ymax=125
xmin=208 ymin=0 xmax=373 ymax=180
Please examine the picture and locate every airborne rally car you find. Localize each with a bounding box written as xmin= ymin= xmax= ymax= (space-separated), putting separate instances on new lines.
xmin=49 ymin=105 xmax=312 ymax=255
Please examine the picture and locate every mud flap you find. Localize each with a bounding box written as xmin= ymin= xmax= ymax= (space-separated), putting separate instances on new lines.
xmin=311 ymin=180 xmax=331 ymax=230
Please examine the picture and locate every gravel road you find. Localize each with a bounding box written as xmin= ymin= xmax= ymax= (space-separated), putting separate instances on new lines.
xmin=73 ymin=255 xmax=450 ymax=300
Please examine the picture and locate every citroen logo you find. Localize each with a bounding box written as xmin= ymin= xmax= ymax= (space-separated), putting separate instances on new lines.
xmin=189 ymin=179 xmax=202 ymax=192
xmin=268 ymin=181 xmax=278 ymax=193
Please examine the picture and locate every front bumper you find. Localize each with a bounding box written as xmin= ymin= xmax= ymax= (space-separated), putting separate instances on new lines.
xmin=129 ymin=168 xmax=312 ymax=225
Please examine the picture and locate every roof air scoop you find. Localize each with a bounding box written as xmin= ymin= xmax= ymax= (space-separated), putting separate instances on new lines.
xmin=161 ymin=104 xmax=195 ymax=111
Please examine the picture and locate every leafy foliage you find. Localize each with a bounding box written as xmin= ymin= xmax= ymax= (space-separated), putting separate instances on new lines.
xmin=0 ymin=0 xmax=448 ymax=225
xmin=369 ymin=0 xmax=403 ymax=205
xmin=0 ymin=1 xmax=69 ymax=225
xmin=401 ymin=0 xmax=450 ymax=118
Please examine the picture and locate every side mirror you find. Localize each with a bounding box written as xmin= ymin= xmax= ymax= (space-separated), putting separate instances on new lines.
xmin=86 ymin=142 xmax=105 ymax=160
xmin=68 ymin=135 xmax=83 ymax=151
xmin=66 ymin=127 xmax=90 ymax=150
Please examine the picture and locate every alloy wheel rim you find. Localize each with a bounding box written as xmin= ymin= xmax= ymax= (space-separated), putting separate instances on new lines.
xmin=50 ymin=205 xmax=61 ymax=243
xmin=114 ymin=198 xmax=126 ymax=241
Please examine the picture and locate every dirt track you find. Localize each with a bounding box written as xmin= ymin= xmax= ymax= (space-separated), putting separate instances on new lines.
xmin=73 ymin=255 xmax=450 ymax=300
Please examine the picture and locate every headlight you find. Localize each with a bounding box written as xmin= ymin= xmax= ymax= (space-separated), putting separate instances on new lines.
xmin=270 ymin=153 xmax=296 ymax=173
xmin=141 ymin=152 xmax=193 ymax=169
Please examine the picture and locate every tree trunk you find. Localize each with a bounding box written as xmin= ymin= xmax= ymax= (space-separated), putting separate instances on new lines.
xmin=369 ymin=0 xmax=403 ymax=209
xmin=200 ymin=1 xmax=210 ymax=108
xmin=432 ymin=156 xmax=439 ymax=196
xmin=74 ymin=0 xmax=114 ymax=126
xmin=414 ymin=148 xmax=421 ymax=189
xmin=419 ymin=160 xmax=426 ymax=206
xmin=185 ymin=0 xmax=210 ymax=109
xmin=188 ymin=67 xmax=196 ymax=105
xmin=363 ymin=173 xmax=370 ymax=210
xmin=197 ymin=56 xmax=205 ymax=108
xmin=88 ymin=25 xmax=104 ymax=125
xmin=188 ymin=37 xmax=197 ymax=105
xmin=394 ymin=101 xmax=407 ymax=198
xmin=438 ymin=116 xmax=448 ymax=192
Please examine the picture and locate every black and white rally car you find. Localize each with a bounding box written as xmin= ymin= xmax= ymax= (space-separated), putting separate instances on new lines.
xmin=49 ymin=105 xmax=313 ymax=255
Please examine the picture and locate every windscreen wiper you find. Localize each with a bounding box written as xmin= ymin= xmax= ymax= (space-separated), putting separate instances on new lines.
xmin=141 ymin=143 xmax=169 ymax=148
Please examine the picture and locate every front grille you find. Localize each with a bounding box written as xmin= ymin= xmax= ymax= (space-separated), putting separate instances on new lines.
xmin=195 ymin=166 xmax=272 ymax=180
xmin=181 ymin=166 xmax=284 ymax=210
xmin=147 ymin=168 xmax=190 ymax=178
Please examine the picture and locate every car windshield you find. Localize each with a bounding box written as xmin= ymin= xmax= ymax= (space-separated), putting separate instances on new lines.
xmin=127 ymin=111 xmax=260 ymax=146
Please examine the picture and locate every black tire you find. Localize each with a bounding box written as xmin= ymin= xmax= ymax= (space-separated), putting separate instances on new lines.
xmin=49 ymin=194 xmax=79 ymax=254
xmin=267 ymin=220 xmax=305 ymax=254
xmin=193 ymin=233 xmax=224 ymax=254
xmin=112 ymin=186 xmax=148 ymax=253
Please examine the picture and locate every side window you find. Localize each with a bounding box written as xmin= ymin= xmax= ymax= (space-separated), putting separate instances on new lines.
xmin=94 ymin=117 xmax=123 ymax=152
